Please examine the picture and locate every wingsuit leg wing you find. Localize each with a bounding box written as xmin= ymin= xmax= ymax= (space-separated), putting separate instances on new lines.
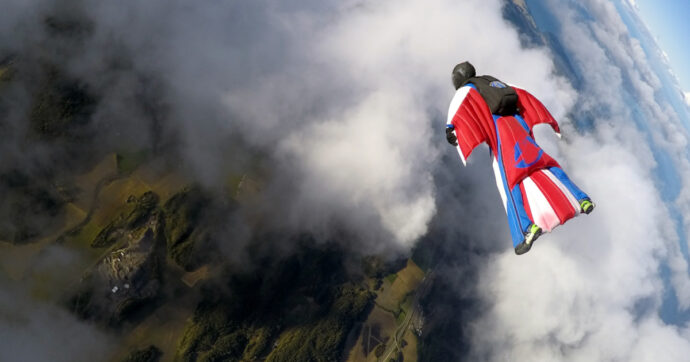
xmin=517 ymin=168 xmax=586 ymax=232
xmin=495 ymin=164 xmax=590 ymax=248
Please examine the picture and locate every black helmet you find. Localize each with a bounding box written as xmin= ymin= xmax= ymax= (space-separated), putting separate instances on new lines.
xmin=452 ymin=61 xmax=476 ymax=90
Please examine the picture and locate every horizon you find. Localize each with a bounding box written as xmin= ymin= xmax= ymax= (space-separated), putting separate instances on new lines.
xmin=631 ymin=0 xmax=690 ymax=103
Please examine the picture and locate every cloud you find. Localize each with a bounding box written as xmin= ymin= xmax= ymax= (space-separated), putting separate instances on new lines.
xmin=3 ymin=0 xmax=690 ymax=359
xmin=625 ymin=0 xmax=639 ymax=11
xmin=1 ymin=0 xmax=564 ymax=353
xmin=464 ymin=0 xmax=690 ymax=360
xmin=218 ymin=0 xmax=571 ymax=250
xmin=470 ymin=135 xmax=679 ymax=360
xmin=685 ymin=92 xmax=690 ymax=107
xmin=0 ymin=246 xmax=116 ymax=362
xmin=0 ymin=291 xmax=116 ymax=362
xmin=0 ymin=0 xmax=566 ymax=354
xmin=0 ymin=0 xmax=574 ymax=250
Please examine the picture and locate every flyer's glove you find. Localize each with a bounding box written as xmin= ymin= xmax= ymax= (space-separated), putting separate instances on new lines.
xmin=445 ymin=126 xmax=458 ymax=146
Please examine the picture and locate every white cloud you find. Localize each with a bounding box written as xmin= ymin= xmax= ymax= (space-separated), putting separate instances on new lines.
xmin=218 ymin=0 xmax=690 ymax=356
xmin=685 ymin=92 xmax=690 ymax=107
xmin=59 ymin=0 xmax=575 ymax=252
xmin=464 ymin=0 xmax=690 ymax=360
xmin=0 ymin=291 xmax=116 ymax=362
xmin=223 ymin=0 xmax=569 ymax=249
xmin=0 ymin=246 xmax=116 ymax=362
xmin=470 ymin=136 xmax=678 ymax=361
xmin=240 ymin=1 xmax=690 ymax=358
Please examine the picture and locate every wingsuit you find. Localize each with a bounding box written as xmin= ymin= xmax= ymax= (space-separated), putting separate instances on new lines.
xmin=446 ymin=62 xmax=594 ymax=255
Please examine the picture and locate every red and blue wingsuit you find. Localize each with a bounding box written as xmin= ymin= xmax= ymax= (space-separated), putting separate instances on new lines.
xmin=446 ymin=62 xmax=593 ymax=254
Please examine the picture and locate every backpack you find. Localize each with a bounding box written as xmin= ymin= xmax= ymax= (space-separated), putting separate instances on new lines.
xmin=464 ymin=75 xmax=519 ymax=116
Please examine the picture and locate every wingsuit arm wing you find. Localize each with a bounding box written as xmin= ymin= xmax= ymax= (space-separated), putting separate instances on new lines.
xmin=447 ymin=86 xmax=496 ymax=166
xmin=513 ymin=87 xmax=561 ymax=137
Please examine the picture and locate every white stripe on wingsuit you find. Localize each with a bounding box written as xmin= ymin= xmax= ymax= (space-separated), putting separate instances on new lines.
xmin=447 ymin=86 xmax=472 ymax=166
xmin=447 ymin=86 xmax=471 ymax=125
xmin=492 ymin=158 xmax=508 ymax=212
xmin=543 ymin=169 xmax=581 ymax=214
xmin=522 ymin=175 xmax=560 ymax=232
xmin=456 ymin=144 xmax=467 ymax=166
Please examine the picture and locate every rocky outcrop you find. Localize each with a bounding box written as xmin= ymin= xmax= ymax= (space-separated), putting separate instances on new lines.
xmin=70 ymin=192 xmax=165 ymax=325
xmin=96 ymin=225 xmax=163 ymax=323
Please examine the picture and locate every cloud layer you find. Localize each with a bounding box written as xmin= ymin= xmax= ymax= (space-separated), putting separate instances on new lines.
xmin=465 ymin=0 xmax=690 ymax=361
xmin=1 ymin=0 xmax=556 ymax=357
xmin=2 ymin=0 xmax=690 ymax=360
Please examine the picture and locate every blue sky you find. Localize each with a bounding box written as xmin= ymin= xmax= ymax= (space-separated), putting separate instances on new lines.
xmin=634 ymin=0 xmax=690 ymax=92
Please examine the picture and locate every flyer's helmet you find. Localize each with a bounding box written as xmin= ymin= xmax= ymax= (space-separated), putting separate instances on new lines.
xmin=452 ymin=61 xmax=476 ymax=90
